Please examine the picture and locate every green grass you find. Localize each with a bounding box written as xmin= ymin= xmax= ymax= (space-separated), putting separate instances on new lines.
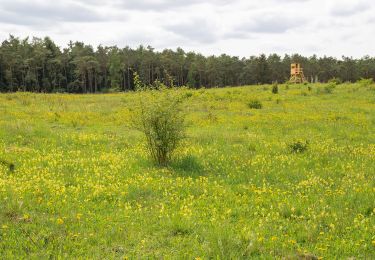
xmin=0 ymin=83 xmax=374 ymax=258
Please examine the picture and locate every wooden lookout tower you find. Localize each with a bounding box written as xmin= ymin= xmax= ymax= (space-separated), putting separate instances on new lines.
xmin=290 ymin=63 xmax=306 ymax=83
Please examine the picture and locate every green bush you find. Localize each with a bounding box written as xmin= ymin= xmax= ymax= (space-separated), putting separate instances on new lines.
xmin=132 ymin=73 xmax=188 ymax=166
xmin=328 ymin=77 xmax=342 ymax=85
xmin=318 ymin=83 xmax=336 ymax=94
xmin=0 ymin=159 xmax=15 ymax=172
xmin=248 ymin=100 xmax=263 ymax=109
xmin=357 ymin=78 xmax=374 ymax=87
xmin=272 ymin=83 xmax=279 ymax=94
xmin=324 ymin=84 xmax=336 ymax=94
xmin=289 ymin=140 xmax=309 ymax=154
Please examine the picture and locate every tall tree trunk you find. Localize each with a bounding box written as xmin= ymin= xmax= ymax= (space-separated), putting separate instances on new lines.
xmin=127 ymin=67 xmax=130 ymax=90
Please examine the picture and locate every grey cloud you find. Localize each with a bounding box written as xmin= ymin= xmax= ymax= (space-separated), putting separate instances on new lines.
xmin=331 ymin=2 xmax=370 ymax=16
xmin=224 ymin=31 xmax=250 ymax=40
xmin=0 ymin=0 xmax=104 ymax=26
xmin=251 ymin=17 xmax=295 ymax=33
xmin=164 ymin=19 xmax=218 ymax=43
xmin=115 ymin=0 xmax=232 ymax=11
xmin=276 ymin=0 xmax=310 ymax=2
xmin=236 ymin=15 xmax=307 ymax=35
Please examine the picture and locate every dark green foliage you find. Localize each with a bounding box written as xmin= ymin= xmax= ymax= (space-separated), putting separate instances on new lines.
xmin=0 ymin=159 xmax=15 ymax=172
xmin=328 ymin=77 xmax=342 ymax=85
xmin=289 ymin=140 xmax=309 ymax=154
xmin=108 ymin=47 xmax=122 ymax=90
xmin=272 ymin=83 xmax=279 ymax=94
xmin=324 ymin=83 xmax=336 ymax=94
xmin=248 ymin=100 xmax=263 ymax=109
xmin=357 ymin=78 xmax=374 ymax=87
xmin=1 ymin=35 xmax=375 ymax=93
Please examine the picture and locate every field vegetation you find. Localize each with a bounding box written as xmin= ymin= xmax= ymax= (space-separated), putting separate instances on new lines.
xmin=0 ymin=82 xmax=374 ymax=258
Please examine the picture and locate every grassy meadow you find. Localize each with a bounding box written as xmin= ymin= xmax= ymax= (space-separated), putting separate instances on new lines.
xmin=0 ymin=83 xmax=374 ymax=258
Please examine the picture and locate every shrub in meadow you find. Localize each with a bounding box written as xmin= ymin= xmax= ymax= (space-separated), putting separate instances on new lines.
xmin=324 ymin=83 xmax=336 ymax=94
xmin=0 ymin=159 xmax=15 ymax=172
xmin=357 ymin=78 xmax=374 ymax=88
xmin=248 ymin=99 xmax=263 ymax=109
xmin=318 ymin=83 xmax=336 ymax=94
xmin=289 ymin=140 xmax=309 ymax=154
xmin=328 ymin=77 xmax=342 ymax=85
xmin=132 ymin=73 xmax=188 ymax=166
xmin=272 ymin=83 xmax=279 ymax=94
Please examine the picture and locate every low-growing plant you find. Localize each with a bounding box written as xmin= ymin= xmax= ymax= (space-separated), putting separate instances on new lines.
xmin=289 ymin=140 xmax=309 ymax=154
xmin=328 ymin=77 xmax=342 ymax=85
xmin=206 ymin=110 xmax=218 ymax=122
xmin=318 ymin=83 xmax=336 ymax=94
xmin=357 ymin=78 xmax=374 ymax=87
xmin=324 ymin=84 xmax=336 ymax=94
xmin=172 ymin=154 xmax=203 ymax=175
xmin=272 ymin=83 xmax=279 ymax=94
xmin=0 ymin=159 xmax=15 ymax=172
xmin=248 ymin=99 xmax=263 ymax=109
xmin=184 ymin=91 xmax=194 ymax=98
xmin=132 ymin=73 xmax=188 ymax=166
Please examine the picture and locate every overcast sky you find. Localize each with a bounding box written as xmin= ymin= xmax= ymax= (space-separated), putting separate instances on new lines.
xmin=0 ymin=0 xmax=374 ymax=58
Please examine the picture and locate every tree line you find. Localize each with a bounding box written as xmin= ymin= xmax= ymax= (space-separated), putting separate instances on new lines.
xmin=1 ymin=35 xmax=375 ymax=93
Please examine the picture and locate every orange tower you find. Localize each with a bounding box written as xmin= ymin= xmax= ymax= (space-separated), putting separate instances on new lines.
xmin=290 ymin=63 xmax=306 ymax=83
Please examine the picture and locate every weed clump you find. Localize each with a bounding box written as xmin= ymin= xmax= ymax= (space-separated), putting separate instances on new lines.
xmin=248 ymin=100 xmax=262 ymax=109
xmin=324 ymin=83 xmax=336 ymax=94
xmin=328 ymin=77 xmax=342 ymax=85
xmin=289 ymin=140 xmax=309 ymax=154
xmin=0 ymin=159 xmax=15 ymax=172
xmin=272 ymin=83 xmax=279 ymax=94
xmin=357 ymin=78 xmax=374 ymax=87
xmin=318 ymin=83 xmax=336 ymax=94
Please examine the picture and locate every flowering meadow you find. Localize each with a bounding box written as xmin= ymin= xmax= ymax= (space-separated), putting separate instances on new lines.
xmin=0 ymin=83 xmax=374 ymax=258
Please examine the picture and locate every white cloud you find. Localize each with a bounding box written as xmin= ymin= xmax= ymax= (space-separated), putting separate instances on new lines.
xmin=0 ymin=0 xmax=374 ymax=57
